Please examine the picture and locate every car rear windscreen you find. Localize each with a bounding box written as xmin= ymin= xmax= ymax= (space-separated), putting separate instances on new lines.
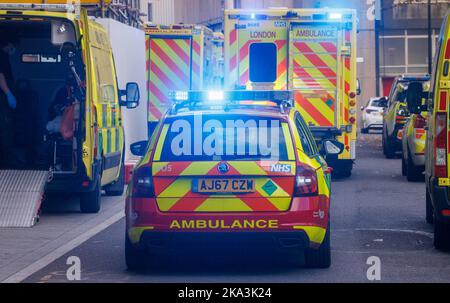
xmin=159 ymin=115 xmax=292 ymax=162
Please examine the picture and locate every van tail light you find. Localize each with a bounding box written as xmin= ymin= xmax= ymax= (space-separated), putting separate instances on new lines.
xmin=414 ymin=115 xmax=426 ymax=129
xmin=92 ymin=105 xmax=98 ymax=158
xmin=294 ymin=165 xmax=318 ymax=197
xmin=434 ymin=112 xmax=447 ymax=178
xmin=132 ymin=166 xmax=155 ymax=198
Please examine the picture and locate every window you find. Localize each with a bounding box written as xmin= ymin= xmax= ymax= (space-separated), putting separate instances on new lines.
xmin=147 ymin=3 xmax=153 ymax=23
xmin=249 ymin=43 xmax=277 ymax=83
xmin=295 ymin=113 xmax=318 ymax=157
xmin=159 ymin=115 xmax=291 ymax=162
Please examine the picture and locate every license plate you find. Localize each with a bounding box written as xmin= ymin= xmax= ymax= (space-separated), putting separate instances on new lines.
xmin=193 ymin=178 xmax=255 ymax=194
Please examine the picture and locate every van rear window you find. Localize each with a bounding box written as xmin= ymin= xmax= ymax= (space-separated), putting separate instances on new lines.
xmin=158 ymin=115 xmax=293 ymax=162
xmin=249 ymin=43 xmax=277 ymax=83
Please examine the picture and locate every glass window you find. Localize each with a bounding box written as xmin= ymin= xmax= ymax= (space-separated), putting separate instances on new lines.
xmin=295 ymin=113 xmax=318 ymax=157
xmin=159 ymin=115 xmax=291 ymax=162
xmin=408 ymin=38 xmax=428 ymax=65
xmin=381 ymin=37 xmax=406 ymax=66
xmin=249 ymin=43 xmax=277 ymax=83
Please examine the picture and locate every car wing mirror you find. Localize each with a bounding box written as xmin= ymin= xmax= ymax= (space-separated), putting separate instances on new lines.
xmin=120 ymin=82 xmax=140 ymax=109
xmin=130 ymin=140 xmax=148 ymax=157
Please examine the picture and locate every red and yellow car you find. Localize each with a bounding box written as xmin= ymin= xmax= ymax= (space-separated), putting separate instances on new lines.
xmin=125 ymin=91 xmax=343 ymax=269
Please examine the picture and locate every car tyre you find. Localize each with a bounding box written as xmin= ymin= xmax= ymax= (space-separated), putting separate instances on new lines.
xmin=406 ymin=151 xmax=424 ymax=182
xmin=104 ymin=161 xmax=125 ymax=196
xmin=401 ymin=156 xmax=406 ymax=176
xmin=384 ymin=137 xmax=396 ymax=159
xmin=305 ymin=223 xmax=331 ymax=269
xmin=80 ymin=176 xmax=101 ymax=213
xmin=125 ymin=232 xmax=147 ymax=271
xmin=426 ymin=188 xmax=434 ymax=224
xmin=434 ymin=218 xmax=450 ymax=251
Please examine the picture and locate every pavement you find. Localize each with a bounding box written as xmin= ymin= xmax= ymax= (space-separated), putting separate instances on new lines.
xmin=2 ymin=132 xmax=450 ymax=283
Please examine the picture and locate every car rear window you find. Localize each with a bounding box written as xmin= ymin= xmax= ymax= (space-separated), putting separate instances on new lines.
xmin=158 ymin=115 xmax=293 ymax=162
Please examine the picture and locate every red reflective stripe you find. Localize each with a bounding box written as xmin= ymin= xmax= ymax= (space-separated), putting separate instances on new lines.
xmin=168 ymin=195 xmax=209 ymax=212
xmin=445 ymin=39 xmax=450 ymax=59
xmin=192 ymin=40 xmax=201 ymax=55
xmin=296 ymin=94 xmax=332 ymax=126
xmin=319 ymin=42 xmax=337 ymax=53
xmin=153 ymin=177 xmax=177 ymax=196
xmin=164 ymin=39 xmax=190 ymax=65
xmin=439 ymin=91 xmax=447 ymax=111
xmin=345 ymin=31 xmax=351 ymax=43
xmin=277 ymin=57 xmax=287 ymax=78
xmin=275 ymin=40 xmax=286 ymax=51
xmin=230 ymin=29 xmax=237 ymax=45
xmin=151 ymin=41 xmax=189 ymax=86
xmin=151 ymin=61 xmax=179 ymax=91
xmin=239 ymin=196 xmax=279 ymax=212
xmin=345 ymin=57 xmax=351 ymax=70
xmin=149 ymin=81 xmax=166 ymax=104
xmin=230 ymin=55 xmax=237 ymax=71
xmin=240 ymin=69 xmax=249 ymax=85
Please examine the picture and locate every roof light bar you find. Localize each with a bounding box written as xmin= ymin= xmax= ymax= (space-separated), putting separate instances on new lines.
xmin=0 ymin=3 xmax=77 ymax=12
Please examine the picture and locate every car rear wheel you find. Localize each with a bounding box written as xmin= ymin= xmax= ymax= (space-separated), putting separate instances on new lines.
xmin=80 ymin=176 xmax=101 ymax=213
xmin=406 ymin=151 xmax=424 ymax=182
xmin=426 ymin=188 xmax=434 ymax=224
xmin=125 ymin=232 xmax=147 ymax=271
xmin=434 ymin=218 xmax=450 ymax=251
xmin=384 ymin=137 xmax=396 ymax=159
xmin=305 ymin=223 xmax=331 ymax=269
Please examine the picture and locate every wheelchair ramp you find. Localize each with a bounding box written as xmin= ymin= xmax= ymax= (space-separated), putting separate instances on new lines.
xmin=0 ymin=170 xmax=49 ymax=227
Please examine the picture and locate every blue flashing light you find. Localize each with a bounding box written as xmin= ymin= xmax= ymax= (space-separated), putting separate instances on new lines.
xmin=329 ymin=12 xmax=343 ymax=20
xmin=208 ymin=90 xmax=224 ymax=102
xmin=250 ymin=13 xmax=256 ymax=19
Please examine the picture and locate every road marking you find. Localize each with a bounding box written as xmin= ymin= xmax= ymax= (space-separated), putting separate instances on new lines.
xmin=2 ymin=211 xmax=124 ymax=283
xmin=354 ymin=228 xmax=434 ymax=239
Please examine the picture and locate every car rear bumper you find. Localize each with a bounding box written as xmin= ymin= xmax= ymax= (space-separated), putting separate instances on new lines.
xmin=126 ymin=196 xmax=329 ymax=249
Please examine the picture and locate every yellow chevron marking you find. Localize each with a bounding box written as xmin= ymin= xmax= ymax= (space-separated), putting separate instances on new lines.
xmin=156 ymin=197 xmax=182 ymax=211
xmin=293 ymin=226 xmax=327 ymax=244
xmin=180 ymin=162 xmax=218 ymax=176
xmin=266 ymin=197 xmax=292 ymax=211
xmin=158 ymin=178 xmax=191 ymax=198
xmin=282 ymin=123 xmax=295 ymax=161
xmin=128 ymin=226 xmax=154 ymax=244
xmin=153 ymin=124 xmax=169 ymax=161
xmin=195 ymin=197 xmax=253 ymax=212
xmin=229 ymin=161 xmax=267 ymax=175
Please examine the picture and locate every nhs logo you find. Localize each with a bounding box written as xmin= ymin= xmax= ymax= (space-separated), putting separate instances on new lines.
xmin=270 ymin=164 xmax=292 ymax=173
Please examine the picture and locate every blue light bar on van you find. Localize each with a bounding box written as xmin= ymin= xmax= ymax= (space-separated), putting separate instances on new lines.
xmin=329 ymin=12 xmax=343 ymax=20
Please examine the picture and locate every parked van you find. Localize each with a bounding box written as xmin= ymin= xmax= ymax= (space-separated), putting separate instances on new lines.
xmin=424 ymin=14 xmax=450 ymax=249
xmin=0 ymin=5 xmax=139 ymax=213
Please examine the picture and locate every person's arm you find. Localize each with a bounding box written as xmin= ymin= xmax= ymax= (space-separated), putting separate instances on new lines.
xmin=0 ymin=72 xmax=11 ymax=94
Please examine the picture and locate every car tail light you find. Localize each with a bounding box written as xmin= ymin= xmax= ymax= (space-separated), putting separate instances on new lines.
xmin=434 ymin=112 xmax=447 ymax=178
xmin=294 ymin=165 xmax=318 ymax=197
xmin=132 ymin=166 xmax=155 ymax=198
xmin=414 ymin=115 xmax=426 ymax=129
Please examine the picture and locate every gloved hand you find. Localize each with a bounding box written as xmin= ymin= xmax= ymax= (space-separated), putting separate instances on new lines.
xmin=6 ymin=92 xmax=16 ymax=109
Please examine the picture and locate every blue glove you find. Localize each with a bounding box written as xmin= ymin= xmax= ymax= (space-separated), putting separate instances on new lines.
xmin=6 ymin=92 xmax=16 ymax=109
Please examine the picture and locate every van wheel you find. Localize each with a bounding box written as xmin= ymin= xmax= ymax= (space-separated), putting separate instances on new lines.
xmin=434 ymin=218 xmax=450 ymax=251
xmin=125 ymin=232 xmax=147 ymax=271
xmin=80 ymin=177 xmax=101 ymax=213
xmin=104 ymin=162 xmax=125 ymax=196
xmin=406 ymin=151 xmax=423 ymax=182
xmin=426 ymin=188 xmax=434 ymax=224
xmin=384 ymin=136 xmax=396 ymax=159
xmin=305 ymin=223 xmax=331 ymax=268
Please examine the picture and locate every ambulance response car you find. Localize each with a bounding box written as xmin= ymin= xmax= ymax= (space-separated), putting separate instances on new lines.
xmin=145 ymin=24 xmax=216 ymax=138
xmin=0 ymin=3 xmax=139 ymax=213
xmin=382 ymin=75 xmax=430 ymax=159
xmin=424 ymin=14 xmax=450 ymax=250
xmin=400 ymin=81 xmax=429 ymax=182
xmin=224 ymin=8 xmax=358 ymax=177
xmin=125 ymin=90 xmax=344 ymax=269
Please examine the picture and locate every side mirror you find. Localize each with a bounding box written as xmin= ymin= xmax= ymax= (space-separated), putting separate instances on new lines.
xmin=130 ymin=140 xmax=148 ymax=157
xmin=361 ymin=106 xmax=365 ymax=111
xmin=356 ymin=79 xmax=362 ymax=96
xmin=324 ymin=140 xmax=344 ymax=156
xmin=120 ymin=82 xmax=140 ymax=109
xmin=406 ymin=82 xmax=424 ymax=115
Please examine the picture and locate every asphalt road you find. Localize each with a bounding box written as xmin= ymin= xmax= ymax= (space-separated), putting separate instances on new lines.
xmin=24 ymin=133 xmax=450 ymax=283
